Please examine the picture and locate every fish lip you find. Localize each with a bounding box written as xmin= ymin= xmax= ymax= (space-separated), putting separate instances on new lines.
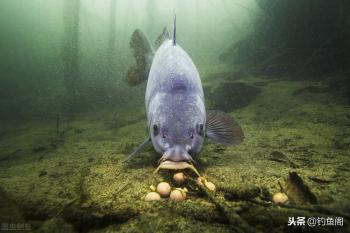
xmin=158 ymin=160 xmax=190 ymax=169
xmin=154 ymin=159 xmax=200 ymax=176
xmin=162 ymin=145 xmax=193 ymax=162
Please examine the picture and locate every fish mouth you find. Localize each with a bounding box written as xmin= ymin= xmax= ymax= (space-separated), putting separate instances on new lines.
xmin=154 ymin=159 xmax=200 ymax=176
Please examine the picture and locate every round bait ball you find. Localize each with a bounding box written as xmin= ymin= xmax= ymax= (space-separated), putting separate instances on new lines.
xmin=273 ymin=192 xmax=289 ymax=204
xmin=145 ymin=192 xmax=161 ymax=201
xmin=157 ymin=182 xmax=171 ymax=197
xmin=204 ymin=181 xmax=216 ymax=192
xmin=173 ymin=172 xmax=186 ymax=184
xmin=170 ymin=189 xmax=186 ymax=201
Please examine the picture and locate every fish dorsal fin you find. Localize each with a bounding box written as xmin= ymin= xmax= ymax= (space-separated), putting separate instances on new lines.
xmin=206 ymin=110 xmax=244 ymax=145
xmin=173 ymin=14 xmax=176 ymax=46
xmin=154 ymin=27 xmax=169 ymax=50
xmin=126 ymin=29 xmax=153 ymax=86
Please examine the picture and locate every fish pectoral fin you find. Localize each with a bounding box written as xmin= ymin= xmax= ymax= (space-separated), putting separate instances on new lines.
xmin=126 ymin=29 xmax=153 ymax=86
xmin=124 ymin=137 xmax=151 ymax=161
xmin=154 ymin=27 xmax=170 ymax=50
xmin=206 ymin=110 xmax=244 ymax=145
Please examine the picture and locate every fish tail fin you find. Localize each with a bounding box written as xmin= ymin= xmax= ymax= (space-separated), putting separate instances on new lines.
xmin=173 ymin=14 xmax=176 ymax=46
xmin=126 ymin=29 xmax=153 ymax=86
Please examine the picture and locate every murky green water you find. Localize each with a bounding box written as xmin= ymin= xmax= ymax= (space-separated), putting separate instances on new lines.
xmin=0 ymin=1 xmax=349 ymax=232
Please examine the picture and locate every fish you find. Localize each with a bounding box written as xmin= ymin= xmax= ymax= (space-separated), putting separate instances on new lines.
xmin=126 ymin=16 xmax=244 ymax=175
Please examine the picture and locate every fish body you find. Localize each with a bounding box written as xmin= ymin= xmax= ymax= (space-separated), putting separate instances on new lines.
xmin=146 ymin=39 xmax=205 ymax=161
xmin=126 ymin=18 xmax=244 ymax=171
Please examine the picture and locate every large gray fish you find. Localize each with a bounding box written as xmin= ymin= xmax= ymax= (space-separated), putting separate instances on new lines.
xmin=126 ymin=17 xmax=244 ymax=175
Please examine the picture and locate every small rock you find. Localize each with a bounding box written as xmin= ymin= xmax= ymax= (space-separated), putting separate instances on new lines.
xmin=273 ymin=192 xmax=289 ymax=204
xmin=157 ymin=182 xmax=171 ymax=197
xmin=145 ymin=192 xmax=161 ymax=201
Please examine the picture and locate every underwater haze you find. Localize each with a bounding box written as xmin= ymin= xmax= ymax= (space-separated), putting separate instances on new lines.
xmin=0 ymin=0 xmax=258 ymax=120
xmin=0 ymin=0 xmax=350 ymax=232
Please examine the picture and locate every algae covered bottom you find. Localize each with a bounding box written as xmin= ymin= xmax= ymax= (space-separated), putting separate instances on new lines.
xmin=0 ymin=73 xmax=349 ymax=232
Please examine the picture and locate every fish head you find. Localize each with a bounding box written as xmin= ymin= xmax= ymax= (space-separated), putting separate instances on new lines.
xmin=150 ymin=110 xmax=205 ymax=163
xmin=151 ymin=120 xmax=204 ymax=176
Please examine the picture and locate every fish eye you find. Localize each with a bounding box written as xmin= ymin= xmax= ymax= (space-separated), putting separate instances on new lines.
xmin=153 ymin=124 xmax=159 ymax=136
xmin=198 ymin=123 xmax=204 ymax=136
